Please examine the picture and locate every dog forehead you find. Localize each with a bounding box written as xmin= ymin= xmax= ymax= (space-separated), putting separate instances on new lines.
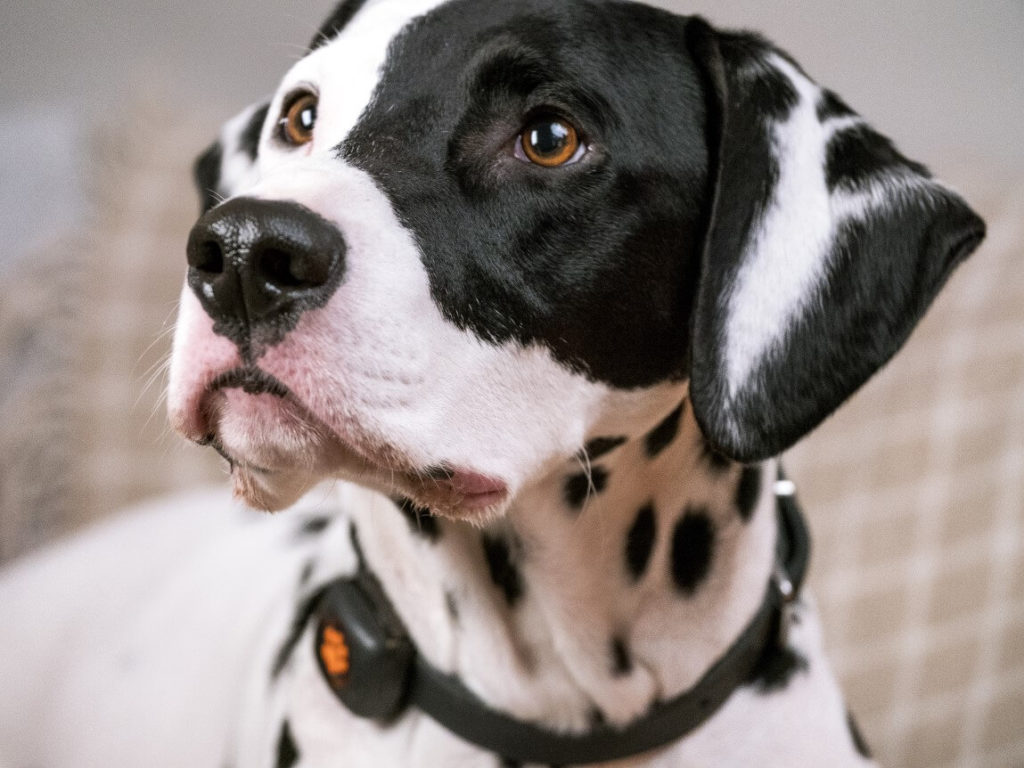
xmin=291 ymin=0 xmax=670 ymax=144
xmin=277 ymin=0 xmax=452 ymax=143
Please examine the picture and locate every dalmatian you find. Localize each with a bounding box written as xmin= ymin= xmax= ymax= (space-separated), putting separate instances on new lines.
xmin=0 ymin=0 xmax=985 ymax=766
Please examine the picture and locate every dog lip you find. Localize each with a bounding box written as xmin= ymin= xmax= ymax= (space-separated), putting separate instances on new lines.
xmin=207 ymin=367 xmax=290 ymax=398
xmin=445 ymin=469 xmax=506 ymax=498
xmin=199 ymin=433 xmax=272 ymax=475
xmin=420 ymin=467 xmax=508 ymax=512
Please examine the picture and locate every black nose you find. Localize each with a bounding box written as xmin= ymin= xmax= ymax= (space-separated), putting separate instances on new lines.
xmin=186 ymin=197 xmax=346 ymax=355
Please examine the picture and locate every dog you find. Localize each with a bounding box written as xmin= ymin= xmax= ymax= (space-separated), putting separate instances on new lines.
xmin=0 ymin=0 xmax=985 ymax=766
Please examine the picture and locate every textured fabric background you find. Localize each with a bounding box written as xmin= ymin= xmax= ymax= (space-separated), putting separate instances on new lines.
xmin=0 ymin=103 xmax=1020 ymax=767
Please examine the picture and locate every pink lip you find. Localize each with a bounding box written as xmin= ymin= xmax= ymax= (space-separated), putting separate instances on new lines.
xmin=443 ymin=469 xmax=508 ymax=510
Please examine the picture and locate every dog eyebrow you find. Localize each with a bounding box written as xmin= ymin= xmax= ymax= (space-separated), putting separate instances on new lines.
xmin=472 ymin=47 xmax=554 ymax=97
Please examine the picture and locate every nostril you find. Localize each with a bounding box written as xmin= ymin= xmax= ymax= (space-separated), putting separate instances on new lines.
xmin=191 ymin=240 xmax=225 ymax=275
xmin=254 ymin=246 xmax=330 ymax=290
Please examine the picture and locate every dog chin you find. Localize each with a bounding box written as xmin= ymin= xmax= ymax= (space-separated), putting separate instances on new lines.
xmin=230 ymin=464 xmax=321 ymax=512
xmin=203 ymin=389 xmax=512 ymax=518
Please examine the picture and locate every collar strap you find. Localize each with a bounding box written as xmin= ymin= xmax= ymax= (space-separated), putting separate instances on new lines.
xmin=312 ymin=472 xmax=809 ymax=765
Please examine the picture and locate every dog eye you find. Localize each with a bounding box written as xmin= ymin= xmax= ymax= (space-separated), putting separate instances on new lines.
xmin=516 ymin=118 xmax=584 ymax=167
xmin=279 ymin=92 xmax=318 ymax=147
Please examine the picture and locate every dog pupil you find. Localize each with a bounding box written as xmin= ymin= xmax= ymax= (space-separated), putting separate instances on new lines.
xmin=531 ymin=121 xmax=569 ymax=156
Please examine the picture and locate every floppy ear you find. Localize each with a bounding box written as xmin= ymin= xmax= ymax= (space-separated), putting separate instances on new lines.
xmin=684 ymin=20 xmax=985 ymax=463
xmin=193 ymin=99 xmax=270 ymax=213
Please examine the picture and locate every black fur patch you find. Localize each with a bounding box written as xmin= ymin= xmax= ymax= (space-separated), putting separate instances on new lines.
xmin=482 ymin=534 xmax=524 ymax=606
xmin=240 ymin=103 xmax=269 ymax=162
xmin=610 ymin=636 xmax=633 ymax=676
xmin=582 ymin=435 xmax=627 ymax=460
xmin=563 ymin=465 xmax=609 ymax=510
xmin=816 ymin=88 xmax=857 ymax=122
xmin=699 ymin=437 xmax=733 ymax=473
xmin=310 ymin=0 xmax=371 ymax=49
xmin=275 ymin=720 xmax=300 ymax=768
xmin=299 ymin=559 xmax=315 ymax=586
xmin=735 ymin=465 xmax=762 ymax=522
xmin=824 ymin=123 xmax=929 ymax=193
xmin=395 ymin=497 xmax=441 ymax=541
xmin=625 ymin=503 xmax=657 ymax=581
xmin=670 ymin=508 xmax=715 ymax=595
xmin=847 ymin=709 xmax=873 ymax=759
xmin=644 ymin=402 xmax=685 ymax=458
xmin=746 ymin=642 xmax=808 ymax=694
xmin=341 ymin=0 xmax=709 ymax=389
xmin=193 ymin=140 xmax=223 ymax=214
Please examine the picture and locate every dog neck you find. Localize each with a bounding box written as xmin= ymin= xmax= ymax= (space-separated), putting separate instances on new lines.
xmin=349 ymin=396 xmax=778 ymax=732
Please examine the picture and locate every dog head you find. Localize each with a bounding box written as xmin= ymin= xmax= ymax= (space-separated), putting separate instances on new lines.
xmin=168 ymin=0 xmax=984 ymax=517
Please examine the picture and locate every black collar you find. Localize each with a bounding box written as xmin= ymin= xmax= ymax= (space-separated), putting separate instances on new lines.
xmin=312 ymin=471 xmax=809 ymax=765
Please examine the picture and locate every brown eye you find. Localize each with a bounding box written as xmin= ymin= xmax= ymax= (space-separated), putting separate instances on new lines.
xmin=519 ymin=118 xmax=582 ymax=167
xmin=280 ymin=92 xmax=318 ymax=146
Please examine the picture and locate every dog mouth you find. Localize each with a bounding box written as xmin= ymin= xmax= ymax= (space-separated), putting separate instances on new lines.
xmin=208 ymin=367 xmax=290 ymax=398
xmin=193 ymin=366 xmax=508 ymax=515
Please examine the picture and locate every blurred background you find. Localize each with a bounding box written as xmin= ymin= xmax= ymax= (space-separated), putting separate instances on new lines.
xmin=1 ymin=2 xmax=1021 ymax=767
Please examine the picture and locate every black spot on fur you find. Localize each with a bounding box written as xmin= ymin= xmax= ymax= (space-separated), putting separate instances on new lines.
xmin=825 ymin=123 xmax=930 ymax=193
xmin=670 ymin=508 xmax=715 ymax=595
xmin=445 ymin=590 xmax=460 ymax=623
xmin=736 ymin=465 xmax=762 ymax=522
xmin=699 ymin=437 xmax=732 ymax=473
xmin=310 ymin=0 xmax=371 ymax=49
xmin=396 ymin=497 xmax=441 ymax=541
xmin=746 ymin=642 xmax=809 ymax=693
xmin=582 ymin=435 xmax=627 ymax=460
xmin=644 ymin=401 xmax=684 ymax=458
xmin=563 ymin=465 xmax=608 ymax=510
xmin=847 ymin=709 xmax=873 ymax=759
xmin=588 ymin=707 xmax=608 ymax=727
xmin=625 ymin=503 xmax=656 ymax=581
xmin=482 ymin=534 xmax=523 ymax=606
xmin=299 ymin=559 xmax=315 ymax=586
xmin=193 ymin=140 xmax=223 ymax=214
xmin=816 ymin=89 xmax=857 ymax=122
xmin=275 ymin=720 xmax=300 ymax=768
xmin=297 ymin=516 xmax=330 ymax=537
xmin=611 ymin=636 xmax=633 ymax=676
xmin=240 ymin=103 xmax=269 ymax=162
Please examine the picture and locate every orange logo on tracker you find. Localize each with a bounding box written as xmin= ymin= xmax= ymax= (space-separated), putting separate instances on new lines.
xmin=320 ymin=624 xmax=351 ymax=679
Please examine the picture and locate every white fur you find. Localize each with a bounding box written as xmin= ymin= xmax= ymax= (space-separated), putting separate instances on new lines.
xmin=259 ymin=0 xmax=452 ymax=172
xmin=724 ymin=56 xmax=834 ymax=399
xmin=0 ymin=436 xmax=873 ymax=766
xmin=220 ymin=101 xmax=268 ymax=197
